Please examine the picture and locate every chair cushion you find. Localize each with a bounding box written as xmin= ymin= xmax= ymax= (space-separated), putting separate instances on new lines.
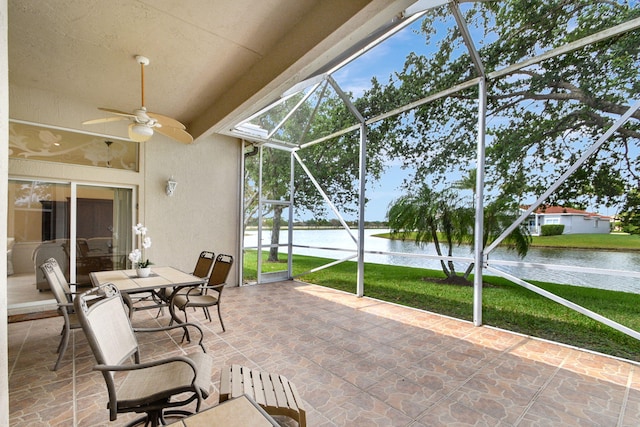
xmin=173 ymin=293 xmax=218 ymax=309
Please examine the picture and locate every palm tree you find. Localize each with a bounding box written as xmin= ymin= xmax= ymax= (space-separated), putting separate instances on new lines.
xmin=388 ymin=186 xmax=531 ymax=283
xmin=451 ymin=168 xmax=477 ymax=207
xmin=387 ymin=187 xmax=473 ymax=279
xmin=451 ymin=168 xmax=477 ymax=194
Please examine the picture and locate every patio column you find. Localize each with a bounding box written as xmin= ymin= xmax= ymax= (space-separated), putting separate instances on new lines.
xmin=473 ymin=77 xmax=487 ymax=326
xmin=357 ymin=123 xmax=367 ymax=297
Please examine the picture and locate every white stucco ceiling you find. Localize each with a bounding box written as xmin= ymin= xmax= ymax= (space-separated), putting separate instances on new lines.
xmin=8 ymin=0 xmax=417 ymax=141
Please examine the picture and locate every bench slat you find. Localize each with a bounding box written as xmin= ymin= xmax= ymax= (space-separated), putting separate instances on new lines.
xmin=271 ymin=373 xmax=289 ymax=409
xmin=260 ymin=371 xmax=278 ymax=409
xmin=219 ymin=366 xmax=231 ymax=400
xmin=252 ymin=369 xmax=267 ymax=407
xmin=280 ymin=374 xmax=299 ymax=411
xmin=231 ymin=364 xmax=244 ymax=398
xmin=222 ymin=365 xmax=306 ymax=427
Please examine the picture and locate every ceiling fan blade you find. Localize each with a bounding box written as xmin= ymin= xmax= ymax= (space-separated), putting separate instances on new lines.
xmin=82 ymin=116 xmax=129 ymax=125
xmin=98 ymin=107 xmax=137 ymax=118
xmin=147 ymin=112 xmax=186 ymax=130
xmin=154 ymin=125 xmax=194 ymax=144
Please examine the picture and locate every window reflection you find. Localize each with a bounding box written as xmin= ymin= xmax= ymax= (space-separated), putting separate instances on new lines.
xmin=9 ymin=122 xmax=138 ymax=171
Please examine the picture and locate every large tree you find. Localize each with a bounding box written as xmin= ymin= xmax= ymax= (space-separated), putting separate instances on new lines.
xmin=366 ymin=0 xmax=639 ymax=209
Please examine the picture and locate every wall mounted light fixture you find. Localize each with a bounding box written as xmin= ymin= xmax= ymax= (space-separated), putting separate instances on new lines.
xmin=166 ymin=177 xmax=177 ymax=196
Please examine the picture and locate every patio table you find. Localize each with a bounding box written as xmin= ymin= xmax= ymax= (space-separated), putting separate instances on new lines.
xmin=90 ymin=266 xmax=205 ymax=327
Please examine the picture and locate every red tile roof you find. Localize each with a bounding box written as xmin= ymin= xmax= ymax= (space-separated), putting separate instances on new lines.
xmin=521 ymin=205 xmax=611 ymax=220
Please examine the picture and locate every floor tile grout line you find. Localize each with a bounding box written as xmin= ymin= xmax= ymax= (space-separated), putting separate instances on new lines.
xmin=512 ymin=352 xmax=569 ymax=426
xmin=277 ymin=294 xmax=536 ymax=424
xmin=72 ymin=329 xmax=78 ymax=427
xmin=8 ymin=321 xmax=31 ymax=380
xmin=217 ymin=306 xmax=412 ymax=423
xmin=616 ymin=363 xmax=635 ymax=427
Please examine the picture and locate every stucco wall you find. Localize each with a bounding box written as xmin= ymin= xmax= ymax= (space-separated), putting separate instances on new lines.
xmin=144 ymin=132 xmax=241 ymax=285
xmin=543 ymin=214 xmax=610 ymax=234
xmin=562 ymin=216 xmax=609 ymax=235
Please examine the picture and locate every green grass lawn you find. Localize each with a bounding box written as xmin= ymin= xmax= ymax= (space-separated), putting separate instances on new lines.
xmin=531 ymin=233 xmax=640 ymax=250
xmin=244 ymin=250 xmax=640 ymax=362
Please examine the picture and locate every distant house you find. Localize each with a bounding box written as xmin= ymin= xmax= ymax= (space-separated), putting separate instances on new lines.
xmin=521 ymin=205 xmax=611 ymax=235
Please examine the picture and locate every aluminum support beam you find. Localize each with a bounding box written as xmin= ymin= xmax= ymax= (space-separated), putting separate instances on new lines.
xmin=450 ymin=3 xmax=484 ymax=76
xmin=256 ymin=146 xmax=264 ymax=282
xmin=473 ymin=77 xmax=487 ymax=326
xmin=357 ymin=123 xmax=367 ymax=297
xmin=488 ymin=17 xmax=640 ymax=81
xmin=288 ymin=153 xmax=295 ymax=278
xmin=487 ymin=266 xmax=640 ymax=341
xmin=268 ymin=81 xmax=324 ymax=140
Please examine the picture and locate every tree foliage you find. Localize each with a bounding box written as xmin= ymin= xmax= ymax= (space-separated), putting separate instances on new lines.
xmin=365 ymin=0 xmax=639 ymax=210
xmin=619 ymin=188 xmax=640 ymax=234
xmin=245 ymin=0 xmax=640 ymax=265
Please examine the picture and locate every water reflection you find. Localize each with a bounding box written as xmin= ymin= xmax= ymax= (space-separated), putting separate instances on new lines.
xmin=244 ymin=229 xmax=640 ymax=294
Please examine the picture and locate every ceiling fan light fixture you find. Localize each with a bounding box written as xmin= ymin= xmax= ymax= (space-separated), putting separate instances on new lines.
xmin=129 ymin=123 xmax=153 ymax=142
xmin=84 ymin=55 xmax=193 ymax=144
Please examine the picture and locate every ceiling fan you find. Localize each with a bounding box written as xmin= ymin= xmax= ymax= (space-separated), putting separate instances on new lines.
xmin=83 ymin=55 xmax=193 ymax=144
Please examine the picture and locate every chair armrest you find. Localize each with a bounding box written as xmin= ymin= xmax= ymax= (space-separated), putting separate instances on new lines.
xmin=184 ymin=286 xmax=204 ymax=297
xmin=94 ymin=355 xmax=198 ymax=375
xmin=202 ymin=283 xmax=225 ymax=292
xmin=133 ymin=322 xmax=207 ymax=352
xmin=57 ymin=301 xmax=74 ymax=310
xmin=67 ymin=282 xmax=92 ymax=294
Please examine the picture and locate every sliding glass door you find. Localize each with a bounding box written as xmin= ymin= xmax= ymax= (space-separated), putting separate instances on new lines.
xmin=7 ymin=179 xmax=133 ymax=312
xmin=73 ymin=185 xmax=133 ymax=285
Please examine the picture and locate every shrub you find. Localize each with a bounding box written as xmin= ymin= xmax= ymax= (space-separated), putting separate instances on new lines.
xmin=541 ymin=224 xmax=565 ymax=236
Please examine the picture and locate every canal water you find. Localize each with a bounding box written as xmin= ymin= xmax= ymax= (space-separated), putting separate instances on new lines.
xmin=245 ymin=228 xmax=640 ymax=294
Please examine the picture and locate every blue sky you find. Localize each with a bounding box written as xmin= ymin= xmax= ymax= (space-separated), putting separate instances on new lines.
xmin=325 ymin=17 xmax=452 ymax=221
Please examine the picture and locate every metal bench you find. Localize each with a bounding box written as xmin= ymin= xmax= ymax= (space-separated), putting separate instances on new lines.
xmin=220 ymin=364 xmax=306 ymax=427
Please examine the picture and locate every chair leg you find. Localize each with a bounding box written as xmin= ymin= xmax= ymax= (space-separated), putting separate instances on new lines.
xmin=216 ymin=305 xmax=225 ymax=332
xmin=56 ymin=326 xmax=65 ymax=353
xmin=53 ymin=327 xmax=69 ymax=371
xmin=122 ymin=293 xmax=135 ymax=319
xmin=122 ymin=412 xmax=158 ymax=427
xmin=179 ymin=308 xmax=190 ymax=343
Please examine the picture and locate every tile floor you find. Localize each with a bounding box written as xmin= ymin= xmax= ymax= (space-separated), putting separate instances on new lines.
xmin=8 ymin=280 xmax=640 ymax=426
